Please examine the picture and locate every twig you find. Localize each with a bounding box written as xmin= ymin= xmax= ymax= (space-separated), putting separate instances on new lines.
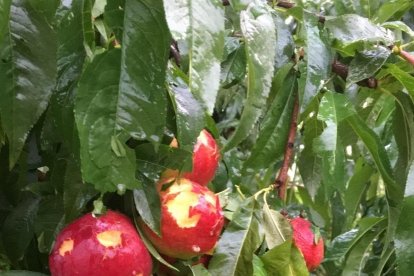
xmin=274 ymin=94 xmax=299 ymax=201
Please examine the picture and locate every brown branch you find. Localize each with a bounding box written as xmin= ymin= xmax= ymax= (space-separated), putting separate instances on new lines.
xmin=399 ymin=50 xmax=414 ymax=66
xmin=332 ymin=60 xmax=378 ymax=88
xmin=274 ymin=94 xmax=299 ymax=201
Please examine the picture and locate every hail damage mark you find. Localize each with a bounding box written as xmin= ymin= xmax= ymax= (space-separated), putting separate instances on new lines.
xmin=97 ymin=230 xmax=122 ymax=248
xmin=59 ymin=239 xmax=74 ymax=256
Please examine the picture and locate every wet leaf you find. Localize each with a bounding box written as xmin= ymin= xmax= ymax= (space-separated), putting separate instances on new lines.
xmin=191 ymin=264 xmax=211 ymax=276
xmin=167 ymin=67 xmax=205 ymax=150
xmin=326 ymin=14 xmax=394 ymax=56
xmin=163 ymin=0 xmax=225 ymax=114
xmin=209 ymin=197 xmax=262 ymax=276
xmin=2 ymin=196 xmax=40 ymax=262
xmin=299 ymin=11 xmax=331 ymax=111
xmin=104 ymin=0 xmax=125 ymax=42
xmin=262 ymin=195 xmax=292 ymax=249
xmin=133 ymin=172 xmax=161 ymax=235
xmin=347 ymin=46 xmax=391 ymax=85
xmin=261 ymin=240 xmax=308 ymax=276
xmin=385 ymin=63 xmax=414 ymax=103
xmin=374 ymin=0 xmax=414 ymax=23
xmin=242 ymin=71 xmax=296 ymax=173
xmin=75 ymin=50 xmax=139 ymax=192
xmin=0 ymin=0 xmax=58 ymax=167
xmin=382 ymin=21 xmax=414 ymax=37
xmin=344 ymin=159 xmax=374 ymax=228
xmin=224 ymin=2 xmax=276 ymax=151
xmin=395 ymin=162 xmax=414 ymax=275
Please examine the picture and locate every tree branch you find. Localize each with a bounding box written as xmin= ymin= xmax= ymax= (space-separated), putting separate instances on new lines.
xmin=169 ymin=40 xmax=181 ymax=67
xmin=274 ymin=94 xmax=299 ymax=201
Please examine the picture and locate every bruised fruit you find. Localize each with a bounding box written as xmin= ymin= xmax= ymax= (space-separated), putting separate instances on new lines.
xmin=290 ymin=217 xmax=324 ymax=271
xmin=142 ymin=178 xmax=224 ymax=259
xmin=163 ymin=129 xmax=220 ymax=186
xmin=49 ymin=210 xmax=152 ymax=276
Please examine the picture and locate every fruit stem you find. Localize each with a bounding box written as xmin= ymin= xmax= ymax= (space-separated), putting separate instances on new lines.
xmin=274 ymin=94 xmax=299 ymax=202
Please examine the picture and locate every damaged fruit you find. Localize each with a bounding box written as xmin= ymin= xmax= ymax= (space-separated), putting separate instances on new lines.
xmin=163 ymin=129 xmax=220 ymax=186
xmin=290 ymin=217 xmax=324 ymax=271
xmin=49 ymin=210 xmax=152 ymax=276
xmin=142 ymin=178 xmax=224 ymax=259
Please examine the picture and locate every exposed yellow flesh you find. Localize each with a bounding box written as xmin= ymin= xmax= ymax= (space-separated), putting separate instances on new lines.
xmin=166 ymin=181 xmax=201 ymax=227
xmin=59 ymin=239 xmax=74 ymax=256
xmin=96 ymin=230 xmax=122 ymax=247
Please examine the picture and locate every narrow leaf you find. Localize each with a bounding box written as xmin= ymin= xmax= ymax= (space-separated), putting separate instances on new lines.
xmin=167 ymin=66 xmax=205 ymax=150
xmin=395 ymin=162 xmax=414 ymax=275
xmin=2 ymin=196 xmax=40 ymax=262
xmin=243 ymin=72 xmax=296 ymax=172
xmin=299 ymin=11 xmax=331 ymax=111
xmin=163 ymin=0 xmax=225 ymax=114
xmin=325 ymin=14 xmax=394 ymax=56
xmin=385 ymin=63 xmax=414 ymax=103
xmin=224 ymin=2 xmax=276 ymax=151
xmin=209 ymin=197 xmax=262 ymax=276
xmin=347 ymin=46 xmax=390 ymax=85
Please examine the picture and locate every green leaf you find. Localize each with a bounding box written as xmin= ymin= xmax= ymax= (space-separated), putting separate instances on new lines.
xmin=261 ymin=240 xmax=308 ymax=276
xmin=314 ymin=91 xmax=355 ymax=193
xmin=75 ymin=50 xmax=139 ymax=192
xmin=382 ymin=21 xmax=414 ymax=37
xmin=385 ymin=63 xmax=414 ymax=103
xmin=325 ymin=14 xmax=394 ymax=56
xmin=133 ymin=173 xmax=161 ymax=235
xmin=135 ymin=143 xmax=193 ymax=173
xmin=242 ymin=71 xmax=296 ymax=172
xmin=220 ymin=43 xmax=246 ymax=87
xmin=262 ymin=196 xmax=292 ymax=249
xmin=163 ymin=0 xmax=225 ymax=114
xmin=346 ymin=114 xmax=401 ymax=203
xmin=342 ymin=227 xmax=385 ymax=275
xmin=191 ymin=264 xmax=212 ymax=276
xmin=104 ymin=0 xmax=124 ymax=42
xmin=2 ymin=196 xmax=40 ymax=262
xmin=0 ymin=0 xmax=57 ymax=167
xmin=63 ymin=157 xmax=97 ymax=222
xmin=209 ymin=197 xmax=262 ymax=276
xmin=344 ymin=159 xmax=374 ymax=228
xmin=299 ymin=11 xmax=331 ymax=111
xmin=82 ymin=0 xmax=95 ymax=57
xmin=34 ymin=196 xmax=65 ymax=253
xmin=167 ymin=67 xmax=205 ymax=150
xmin=224 ymin=2 xmax=276 ymax=151
xmin=326 ymin=217 xmax=386 ymax=261
xmin=252 ymin=255 xmax=267 ymax=276
xmin=298 ymin=100 xmax=324 ymax=198
xmin=119 ymin=0 xmax=170 ymax=144
xmin=273 ymin=12 xmax=294 ymax=70
xmin=261 ymin=240 xmax=292 ymax=274
xmin=395 ymin=162 xmax=414 ymax=275
xmin=374 ymin=0 xmax=414 ymax=23
xmin=347 ymin=46 xmax=391 ymax=85
xmin=92 ymin=0 xmax=107 ymax=18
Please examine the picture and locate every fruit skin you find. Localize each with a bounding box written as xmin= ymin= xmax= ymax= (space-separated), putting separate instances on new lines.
xmin=290 ymin=217 xmax=324 ymax=271
xmin=142 ymin=178 xmax=224 ymax=259
xmin=49 ymin=210 xmax=152 ymax=276
xmin=163 ymin=129 xmax=220 ymax=186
